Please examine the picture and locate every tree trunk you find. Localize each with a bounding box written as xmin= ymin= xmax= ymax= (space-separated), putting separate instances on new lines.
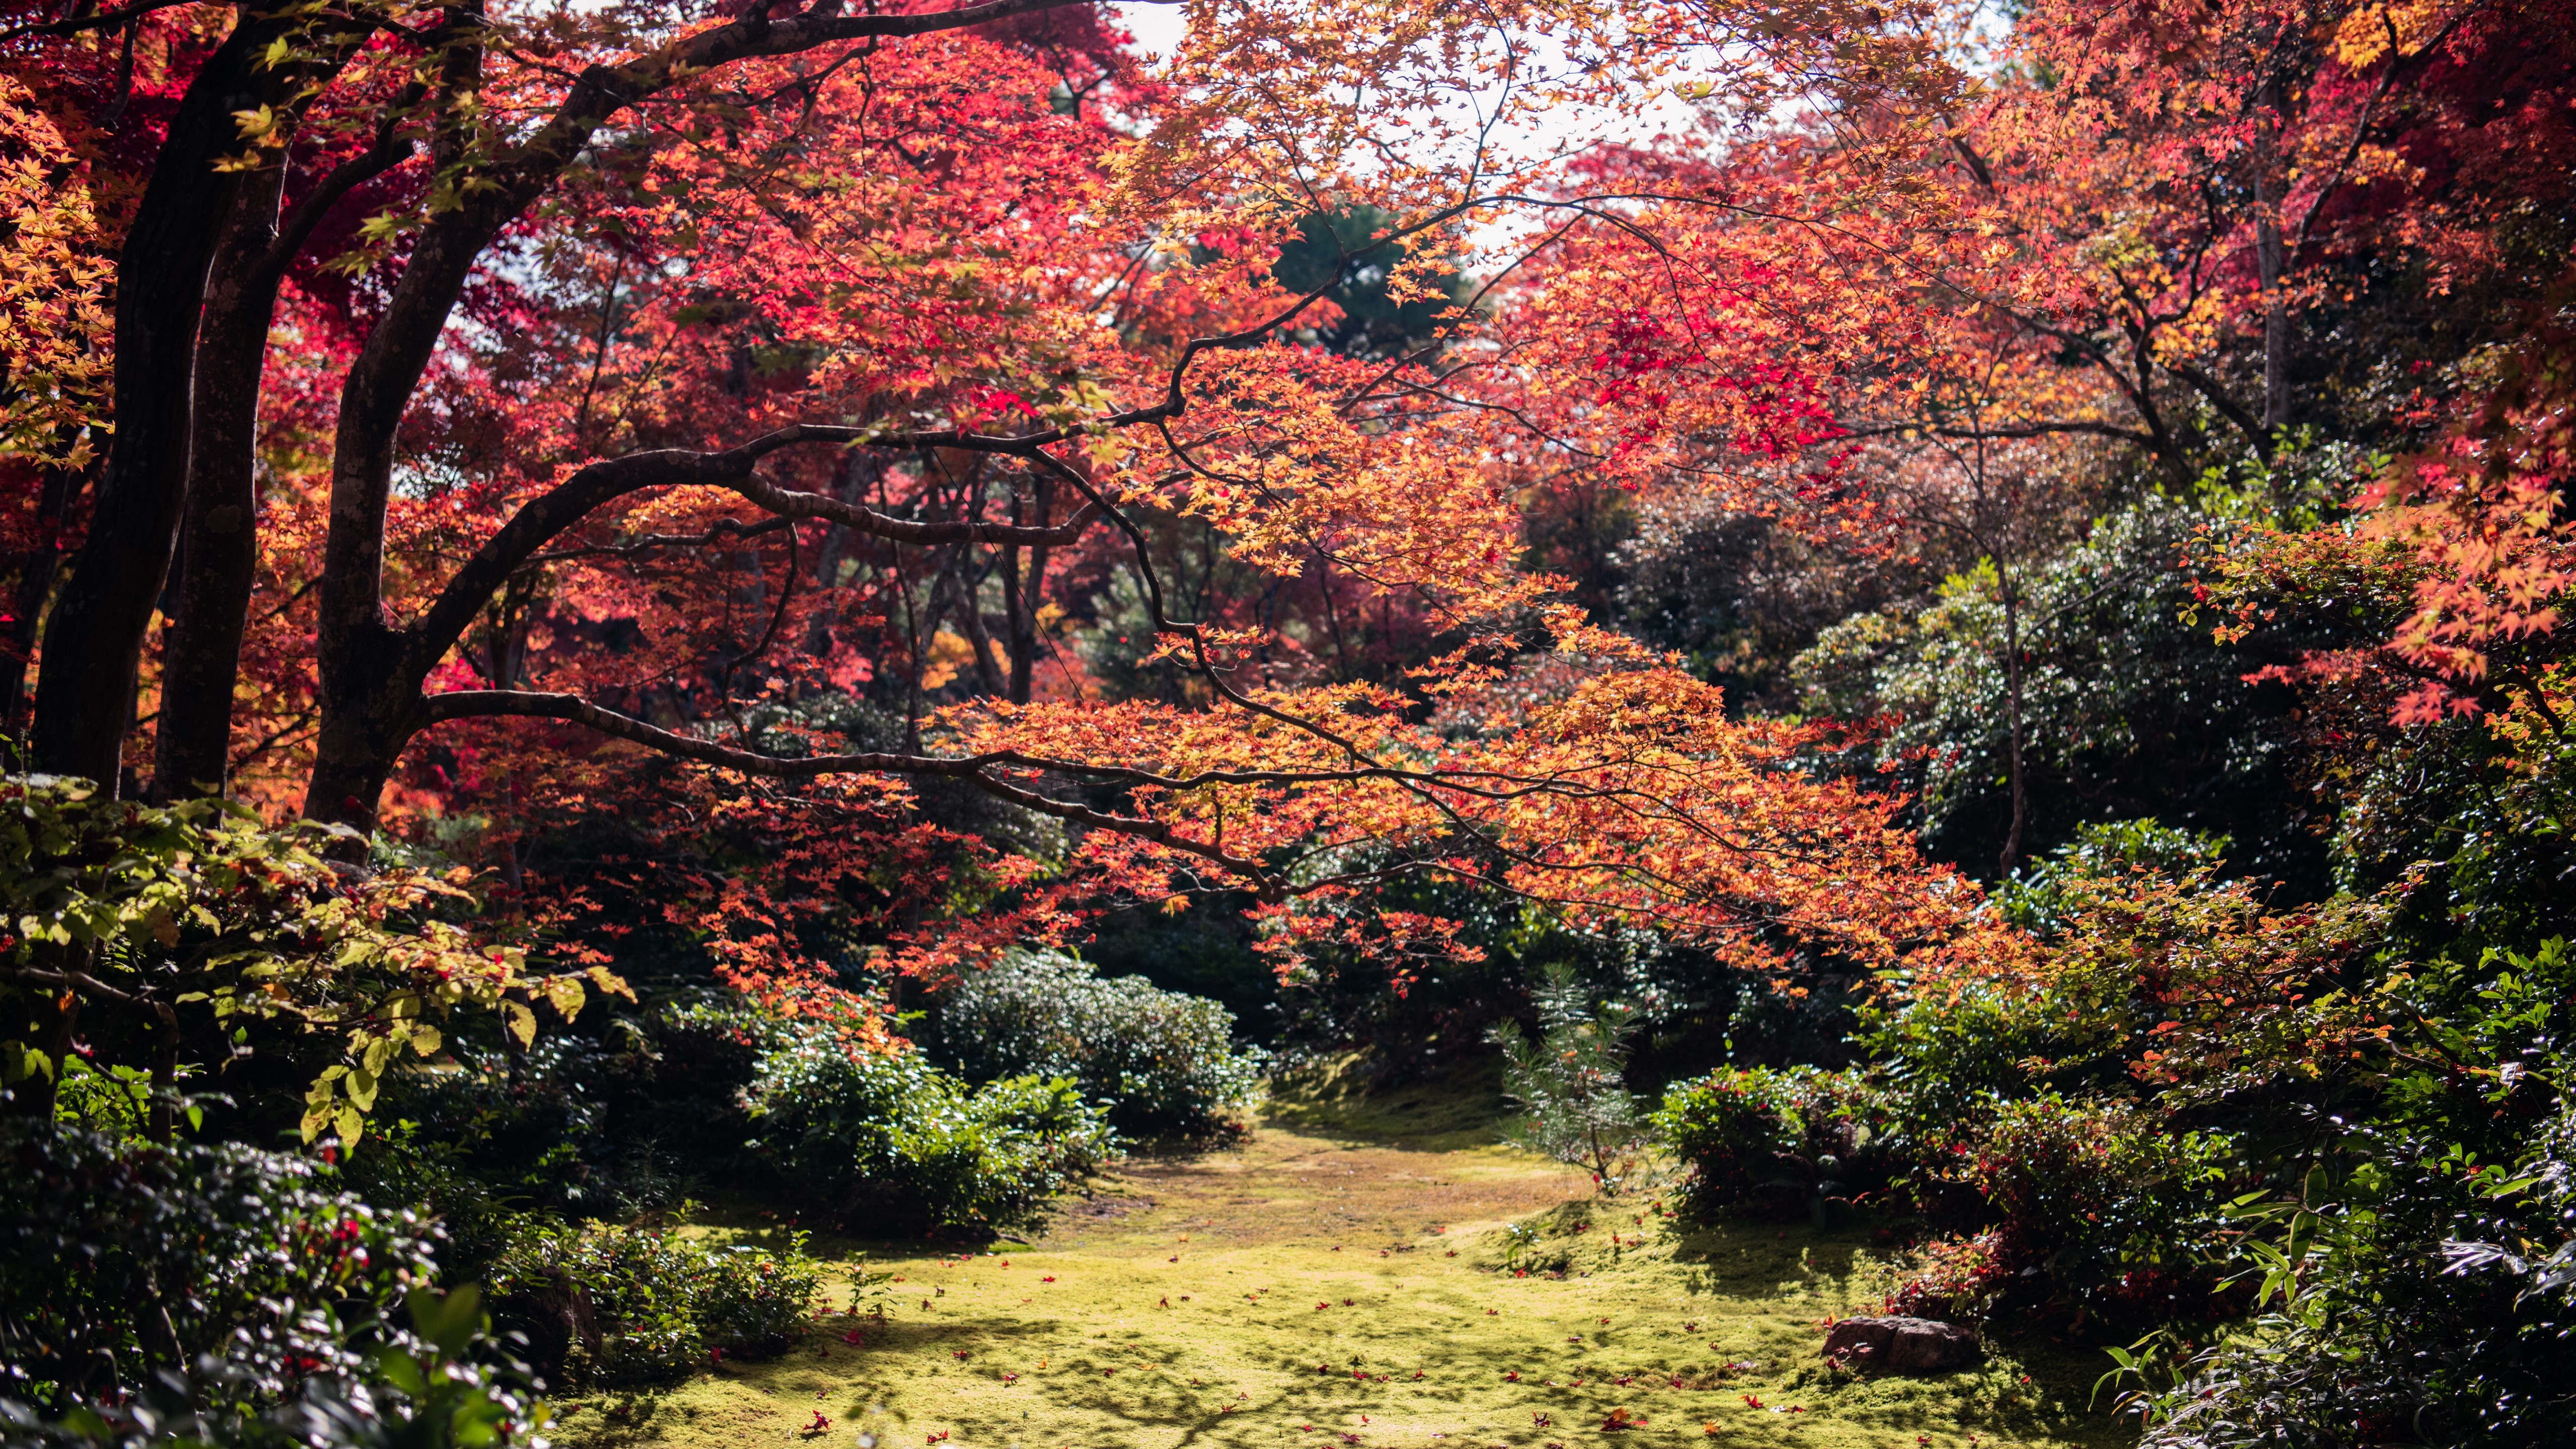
xmin=5 ymin=452 xmax=85 ymax=735
xmin=30 ymin=12 xmax=272 ymax=787
xmin=2255 ymin=88 xmax=2291 ymax=436
xmin=1007 ymin=477 xmax=1051 ymax=705
xmin=1998 ymin=575 xmax=2029 ymax=879
xmin=153 ymin=159 xmax=290 ymax=801
xmin=148 ymin=1022 xmax=176 ymax=1145
xmin=304 ymin=642 xmax=426 ymax=837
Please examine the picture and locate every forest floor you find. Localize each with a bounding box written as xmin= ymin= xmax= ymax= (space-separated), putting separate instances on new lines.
xmin=553 ymin=1060 xmax=2129 ymax=1449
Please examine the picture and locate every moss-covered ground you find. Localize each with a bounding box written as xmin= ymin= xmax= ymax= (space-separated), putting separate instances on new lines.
xmin=554 ymin=1061 xmax=2130 ymax=1449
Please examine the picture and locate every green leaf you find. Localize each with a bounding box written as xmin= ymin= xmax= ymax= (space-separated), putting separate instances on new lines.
xmin=407 ymin=1284 xmax=483 ymax=1356
xmin=373 ymin=1346 xmax=429 ymax=1399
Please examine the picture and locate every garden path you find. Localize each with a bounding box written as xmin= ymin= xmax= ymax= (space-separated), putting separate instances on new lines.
xmin=560 ymin=1081 xmax=2123 ymax=1449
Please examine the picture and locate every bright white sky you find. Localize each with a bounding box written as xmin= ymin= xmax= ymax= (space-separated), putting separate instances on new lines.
xmin=1105 ymin=0 xmax=1706 ymax=152
xmin=1105 ymin=0 xmax=1710 ymax=264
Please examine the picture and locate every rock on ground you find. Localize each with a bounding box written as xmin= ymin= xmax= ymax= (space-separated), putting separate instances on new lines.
xmin=1823 ymin=1315 xmax=1982 ymax=1373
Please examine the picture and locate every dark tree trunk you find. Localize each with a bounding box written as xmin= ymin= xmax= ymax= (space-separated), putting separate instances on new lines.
xmin=153 ymin=159 xmax=290 ymax=801
xmin=1006 ymin=477 xmax=1051 ymax=705
xmin=5 ymin=452 xmax=85 ymax=735
xmin=1998 ymin=575 xmax=2029 ymax=879
xmin=2255 ymin=86 xmax=2291 ymax=436
xmin=30 ymin=13 xmax=273 ymax=787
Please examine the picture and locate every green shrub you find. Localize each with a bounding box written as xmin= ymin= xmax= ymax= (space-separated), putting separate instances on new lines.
xmin=0 ymin=1116 xmax=437 ymax=1415
xmin=356 ymin=998 xmax=780 ymax=1224
xmin=2124 ymin=941 xmax=2576 ymax=1446
xmin=1 ymin=1286 xmax=548 ymax=1449
xmin=1856 ymin=967 xmax=2127 ymax=1133
xmin=1990 ymin=818 xmax=2235 ymax=938
xmin=931 ymin=950 xmax=1266 ymax=1137
xmin=333 ymin=1119 xmax=517 ymax=1284
xmin=746 ymin=1035 xmax=1114 ymax=1234
xmin=1916 ymin=1095 xmax=2237 ymax=1324
xmin=485 ymin=1218 xmax=821 ymax=1387
xmin=1652 ymin=1065 xmax=1907 ymax=1220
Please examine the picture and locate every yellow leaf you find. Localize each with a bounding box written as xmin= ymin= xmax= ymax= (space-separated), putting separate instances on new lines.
xmin=502 ymin=999 xmax=537 ymax=1050
xmin=544 ymin=975 xmax=585 ymax=1023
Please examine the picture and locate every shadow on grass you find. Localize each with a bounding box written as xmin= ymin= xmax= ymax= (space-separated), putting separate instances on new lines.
xmin=1260 ymin=1051 xmax=1514 ymax=1152
xmin=567 ymin=1066 xmax=2135 ymax=1449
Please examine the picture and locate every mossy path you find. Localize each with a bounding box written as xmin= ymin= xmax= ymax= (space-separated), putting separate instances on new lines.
xmin=557 ymin=1077 xmax=2128 ymax=1449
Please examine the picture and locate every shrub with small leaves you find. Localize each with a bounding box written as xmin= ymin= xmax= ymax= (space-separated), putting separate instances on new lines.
xmin=931 ymin=950 xmax=1266 ymax=1137
xmin=484 ymin=1218 xmax=822 ymax=1387
xmin=0 ymin=1115 xmax=438 ymax=1416
xmin=1652 ymin=1065 xmax=1907 ymax=1221
xmin=1912 ymin=1095 xmax=2238 ymax=1325
xmin=747 ymin=1033 xmax=1114 ymax=1235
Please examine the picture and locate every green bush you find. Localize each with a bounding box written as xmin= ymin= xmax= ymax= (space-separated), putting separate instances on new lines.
xmin=484 ymin=1217 xmax=820 ymax=1387
xmin=333 ymin=1119 xmax=517 ymax=1284
xmin=931 ymin=950 xmax=1266 ymax=1137
xmin=1990 ymin=818 xmax=2235 ymax=938
xmin=1 ymin=1286 xmax=548 ymax=1449
xmin=354 ymin=998 xmax=782 ymax=1225
xmin=1652 ymin=1065 xmax=1907 ymax=1221
xmin=746 ymin=1034 xmax=1115 ymax=1234
xmin=2124 ymin=941 xmax=2576 ymax=1446
xmin=1916 ymin=1095 xmax=2237 ymax=1325
xmin=0 ymin=1116 xmax=437 ymax=1416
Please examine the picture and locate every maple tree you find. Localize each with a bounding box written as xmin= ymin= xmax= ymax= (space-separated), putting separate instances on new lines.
xmin=1483 ymin=0 xmax=2576 ymax=877
xmin=5 ymin=0 xmax=2574 ymax=1442
xmin=0 ymin=0 xmax=2035 ymax=1018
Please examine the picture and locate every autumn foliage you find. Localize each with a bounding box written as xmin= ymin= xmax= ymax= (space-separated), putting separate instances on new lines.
xmin=0 ymin=0 xmax=2567 ymax=1115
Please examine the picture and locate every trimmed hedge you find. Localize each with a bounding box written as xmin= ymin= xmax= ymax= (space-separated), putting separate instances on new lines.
xmin=1651 ymin=1065 xmax=1906 ymax=1221
xmin=746 ymin=1035 xmax=1114 ymax=1235
xmin=485 ymin=1219 xmax=821 ymax=1386
xmin=931 ymin=950 xmax=1266 ymax=1137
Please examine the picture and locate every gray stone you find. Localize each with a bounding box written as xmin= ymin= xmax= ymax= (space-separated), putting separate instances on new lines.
xmin=1822 ymin=1315 xmax=1981 ymax=1373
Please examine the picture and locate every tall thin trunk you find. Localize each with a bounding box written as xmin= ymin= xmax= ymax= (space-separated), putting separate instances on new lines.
xmin=2255 ymin=87 xmax=2291 ymax=435
xmin=5 ymin=451 xmax=85 ymax=735
xmin=1999 ymin=575 xmax=2029 ymax=878
xmin=954 ymin=565 xmax=1008 ymax=697
xmin=1008 ymin=477 xmax=1052 ymax=706
xmin=154 ymin=158 xmax=290 ymax=801
xmin=1003 ymin=534 xmax=1028 ymax=701
xmin=147 ymin=1020 xmax=176 ymax=1145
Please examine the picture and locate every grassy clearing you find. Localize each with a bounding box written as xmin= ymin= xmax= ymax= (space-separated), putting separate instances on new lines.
xmin=555 ymin=1062 xmax=2128 ymax=1449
